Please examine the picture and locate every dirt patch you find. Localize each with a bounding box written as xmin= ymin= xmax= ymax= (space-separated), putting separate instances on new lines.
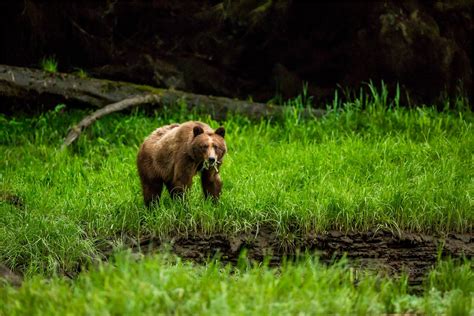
xmin=123 ymin=228 xmax=473 ymax=287
xmin=0 ymin=192 xmax=25 ymax=209
xmin=2 ymin=228 xmax=472 ymax=288
xmin=0 ymin=264 xmax=23 ymax=287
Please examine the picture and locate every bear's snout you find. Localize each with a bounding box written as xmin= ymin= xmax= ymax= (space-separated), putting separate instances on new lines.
xmin=208 ymin=157 xmax=216 ymax=164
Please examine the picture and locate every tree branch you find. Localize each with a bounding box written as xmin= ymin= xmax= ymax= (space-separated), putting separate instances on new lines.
xmin=61 ymin=94 xmax=160 ymax=149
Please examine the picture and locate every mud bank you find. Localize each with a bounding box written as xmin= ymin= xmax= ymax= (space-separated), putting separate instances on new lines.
xmin=124 ymin=229 xmax=473 ymax=287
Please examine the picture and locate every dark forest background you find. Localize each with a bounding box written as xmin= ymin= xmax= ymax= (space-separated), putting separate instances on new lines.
xmin=0 ymin=0 xmax=472 ymax=105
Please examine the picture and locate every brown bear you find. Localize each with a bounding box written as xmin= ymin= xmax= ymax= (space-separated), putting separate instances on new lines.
xmin=137 ymin=121 xmax=226 ymax=206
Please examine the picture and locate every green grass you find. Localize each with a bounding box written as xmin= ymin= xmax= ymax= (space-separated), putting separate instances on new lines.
xmin=40 ymin=56 xmax=58 ymax=73
xmin=72 ymin=68 xmax=88 ymax=78
xmin=0 ymin=88 xmax=473 ymax=274
xmin=0 ymin=253 xmax=472 ymax=315
xmin=0 ymin=87 xmax=472 ymax=314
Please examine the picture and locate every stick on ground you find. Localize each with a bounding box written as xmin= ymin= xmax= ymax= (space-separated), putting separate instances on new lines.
xmin=61 ymin=94 xmax=160 ymax=149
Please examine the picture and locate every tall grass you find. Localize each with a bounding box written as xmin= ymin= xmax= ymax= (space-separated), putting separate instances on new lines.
xmin=0 ymin=253 xmax=472 ymax=316
xmin=0 ymin=85 xmax=472 ymax=274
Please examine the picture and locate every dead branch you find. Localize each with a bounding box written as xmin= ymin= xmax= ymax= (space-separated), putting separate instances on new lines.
xmin=61 ymin=94 xmax=160 ymax=149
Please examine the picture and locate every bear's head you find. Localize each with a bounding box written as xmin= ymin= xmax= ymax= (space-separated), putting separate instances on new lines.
xmin=191 ymin=125 xmax=226 ymax=169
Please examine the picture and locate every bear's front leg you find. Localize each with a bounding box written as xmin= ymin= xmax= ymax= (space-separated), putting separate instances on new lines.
xmin=201 ymin=169 xmax=222 ymax=201
xmin=142 ymin=179 xmax=164 ymax=207
xmin=168 ymin=173 xmax=194 ymax=200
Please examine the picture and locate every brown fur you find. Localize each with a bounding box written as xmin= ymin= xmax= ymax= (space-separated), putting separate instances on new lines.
xmin=137 ymin=121 xmax=227 ymax=206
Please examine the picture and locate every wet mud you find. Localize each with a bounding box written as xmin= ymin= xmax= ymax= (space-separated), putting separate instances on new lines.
xmin=126 ymin=228 xmax=473 ymax=287
xmin=2 ymin=228 xmax=472 ymax=288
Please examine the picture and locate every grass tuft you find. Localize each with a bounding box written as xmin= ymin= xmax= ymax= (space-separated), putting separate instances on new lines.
xmin=40 ymin=56 xmax=58 ymax=73
xmin=72 ymin=68 xmax=88 ymax=78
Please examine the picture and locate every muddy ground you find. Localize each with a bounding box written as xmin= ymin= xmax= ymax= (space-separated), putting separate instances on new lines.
xmin=122 ymin=228 xmax=473 ymax=288
xmin=2 ymin=228 xmax=472 ymax=289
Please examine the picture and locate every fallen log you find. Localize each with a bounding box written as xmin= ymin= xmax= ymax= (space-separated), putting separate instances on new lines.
xmin=0 ymin=65 xmax=325 ymax=147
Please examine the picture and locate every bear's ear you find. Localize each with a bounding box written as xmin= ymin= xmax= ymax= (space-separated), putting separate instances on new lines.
xmin=193 ymin=125 xmax=204 ymax=137
xmin=215 ymin=126 xmax=225 ymax=138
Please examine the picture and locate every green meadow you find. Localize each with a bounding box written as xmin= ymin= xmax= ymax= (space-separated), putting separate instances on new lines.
xmin=1 ymin=87 xmax=473 ymax=314
xmin=1 ymin=253 xmax=472 ymax=315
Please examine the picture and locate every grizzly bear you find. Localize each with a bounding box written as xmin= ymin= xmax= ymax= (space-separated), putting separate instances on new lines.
xmin=137 ymin=121 xmax=226 ymax=206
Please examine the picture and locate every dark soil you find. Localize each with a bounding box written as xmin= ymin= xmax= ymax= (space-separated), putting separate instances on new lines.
xmin=0 ymin=264 xmax=22 ymax=287
xmin=2 ymin=227 xmax=472 ymax=289
xmin=122 ymin=228 xmax=473 ymax=288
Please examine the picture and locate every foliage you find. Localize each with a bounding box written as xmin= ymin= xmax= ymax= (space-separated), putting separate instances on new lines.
xmin=72 ymin=68 xmax=88 ymax=78
xmin=40 ymin=56 xmax=58 ymax=73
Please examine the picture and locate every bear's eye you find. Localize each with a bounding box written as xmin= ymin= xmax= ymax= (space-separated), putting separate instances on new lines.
xmin=200 ymin=144 xmax=208 ymax=150
xmin=213 ymin=144 xmax=218 ymax=150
